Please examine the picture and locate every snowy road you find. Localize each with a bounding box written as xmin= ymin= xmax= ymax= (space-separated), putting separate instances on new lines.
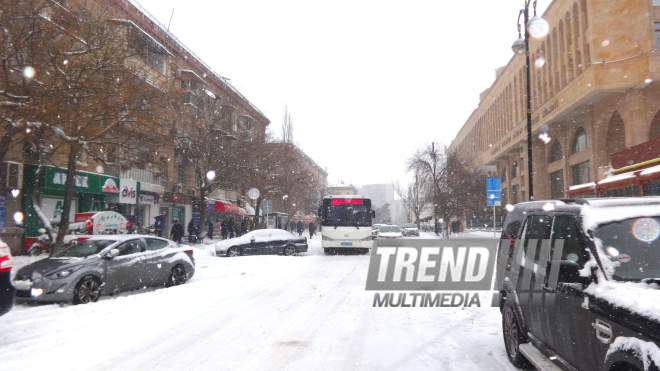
xmin=1 ymin=231 xmax=519 ymax=371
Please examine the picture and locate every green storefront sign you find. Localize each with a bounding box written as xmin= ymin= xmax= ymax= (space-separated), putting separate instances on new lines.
xmin=22 ymin=165 xmax=140 ymax=238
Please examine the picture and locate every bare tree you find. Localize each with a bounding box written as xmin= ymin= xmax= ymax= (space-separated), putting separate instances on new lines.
xmin=281 ymin=104 xmax=294 ymax=144
xmin=407 ymin=142 xmax=485 ymax=228
xmin=392 ymin=170 xmax=428 ymax=227
xmin=2 ymin=1 xmax=170 ymax=252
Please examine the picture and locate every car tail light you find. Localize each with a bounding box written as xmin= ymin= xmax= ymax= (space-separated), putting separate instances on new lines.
xmin=304 ymin=237 xmax=307 ymax=244
xmin=0 ymin=255 xmax=12 ymax=272
xmin=184 ymin=249 xmax=193 ymax=256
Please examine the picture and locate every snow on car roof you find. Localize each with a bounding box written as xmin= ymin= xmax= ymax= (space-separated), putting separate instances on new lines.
xmin=83 ymin=235 xmax=167 ymax=242
xmin=580 ymin=198 xmax=660 ymax=231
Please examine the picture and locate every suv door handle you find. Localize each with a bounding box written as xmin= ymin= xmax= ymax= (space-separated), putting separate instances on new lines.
xmin=593 ymin=319 xmax=613 ymax=344
xmin=542 ymin=286 xmax=555 ymax=293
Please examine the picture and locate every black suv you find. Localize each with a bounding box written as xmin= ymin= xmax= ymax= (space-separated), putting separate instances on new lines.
xmin=496 ymin=197 xmax=660 ymax=371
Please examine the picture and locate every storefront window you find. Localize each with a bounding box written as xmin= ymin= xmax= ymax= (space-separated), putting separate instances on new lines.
xmin=643 ymin=181 xmax=660 ymax=196
xmin=550 ymin=169 xmax=565 ymax=199
xmin=571 ymin=160 xmax=591 ymax=185
xmin=601 ymin=185 xmax=639 ymax=198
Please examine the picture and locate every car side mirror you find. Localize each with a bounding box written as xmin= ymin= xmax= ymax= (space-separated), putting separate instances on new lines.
xmin=557 ymin=260 xmax=590 ymax=284
xmin=104 ymin=248 xmax=120 ymax=259
xmin=250 ymin=237 xmax=255 ymax=242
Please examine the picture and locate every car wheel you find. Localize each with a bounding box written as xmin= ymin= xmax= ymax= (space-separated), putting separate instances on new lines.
xmin=168 ymin=265 xmax=187 ymax=286
xmin=502 ymin=307 xmax=531 ymax=368
xmin=73 ymin=275 xmax=102 ymax=304
xmin=284 ymin=245 xmax=297 ymax=256
xmin=227 ymin=247 xmax=240 ymax=257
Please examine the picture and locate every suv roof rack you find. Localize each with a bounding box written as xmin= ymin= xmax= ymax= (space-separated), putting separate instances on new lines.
xmin=557 ymin=198 xmax=590 ymax=205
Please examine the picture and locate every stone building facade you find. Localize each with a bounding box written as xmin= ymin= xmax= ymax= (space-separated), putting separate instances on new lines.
xmin=450 ymin=0 xmax=660 ymax=204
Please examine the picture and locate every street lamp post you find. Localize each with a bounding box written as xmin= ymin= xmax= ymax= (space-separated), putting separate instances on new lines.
xmin=511 ymin=0 xmax=548 ymax=201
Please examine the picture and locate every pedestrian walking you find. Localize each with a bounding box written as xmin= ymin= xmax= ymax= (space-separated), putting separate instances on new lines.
xmin=289 ymin=220 xmax=296 ymax=233
xmin=207 ymin=221 xmax=214 ymax=239
xmin=187 ymin=220 xmax=195 ymax=243
xmin=296 ymin=220 xmax=304 ymax=237
xmin=249 ymin=217 xmax=255 ymax=231
xmin=170 ymin=219 xmax=184 ymax=244
xmin=308 ymin=222 xmax=316 ymax=239
xmin=228 ymin=218 xmax=236 ymax=238
xmin=221 ymin=219 xmax=228 ymax=240
xmin=241 ymin=217 xmax=248 ymax=236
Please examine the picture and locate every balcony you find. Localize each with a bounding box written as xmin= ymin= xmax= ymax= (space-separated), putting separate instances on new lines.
xmin=120 ymin=167 xmax=161 ymax=186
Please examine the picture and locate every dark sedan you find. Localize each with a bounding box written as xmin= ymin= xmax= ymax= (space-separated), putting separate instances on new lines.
xmin=13 ymin=235 xmax=195 ymax=304
xmin=214 ymin=229 xmax=308 ymax=257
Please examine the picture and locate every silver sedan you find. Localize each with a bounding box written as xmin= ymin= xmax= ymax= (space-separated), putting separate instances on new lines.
xmin=13 ymin=235 xmax=195 ymax=304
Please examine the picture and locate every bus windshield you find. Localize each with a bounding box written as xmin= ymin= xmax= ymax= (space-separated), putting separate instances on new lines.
xmin=322 ymin=198 xmax=372 ymax=227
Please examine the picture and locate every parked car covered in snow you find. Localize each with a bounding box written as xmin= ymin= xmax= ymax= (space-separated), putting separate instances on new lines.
xmin=215 ymin=229 xmax=308 ymax=257
xmin=377 ymin=225 xmax=403 ymax=239
xmin=497 ymin=197 xmax=660 ymax=371
xmin=402 ymin=223 xmax=419 ymax=236
xmin=13 ymin=235 xmax=194 ymax=304
xmin=0 ymin=240 xmax=15 ymax=316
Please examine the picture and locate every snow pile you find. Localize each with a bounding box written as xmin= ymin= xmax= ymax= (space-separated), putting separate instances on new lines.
xmin=606 ymin=337 xmax=660 ymax=370
xmin=584 ymin=280 xmax=660 ymax=322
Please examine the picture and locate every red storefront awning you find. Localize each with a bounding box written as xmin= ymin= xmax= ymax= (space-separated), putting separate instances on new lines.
xmin=215 ymin=201 xmax=239 ymax=214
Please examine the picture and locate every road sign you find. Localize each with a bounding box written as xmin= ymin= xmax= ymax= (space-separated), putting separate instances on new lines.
xmin=486 ymin=177 xmax=501 ymax=206
xmin=263 ymin=200 xmax=272 ymax=215
xmin=248 ymin=188 xmax=260 ymax=200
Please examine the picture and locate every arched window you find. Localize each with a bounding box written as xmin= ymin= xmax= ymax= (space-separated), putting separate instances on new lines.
xmin=606 ymin=111 xmax=626 ymax=157
xmin=650 ymin=109 xmax=660 ymax=140
xmin=511 ymin=162 xmax=519 ymax=178
xmin=559 ymin=21 xmax=567 ymax=87
xmin=549 ymin=141 xmax=563 ymax=163
xmin=573 ymin=3 xmax=582 ymax=74
xmin=571 ymin=127 xmax=589 ymax=154
xmin=566 ymin=12 xmax=574 ymax=81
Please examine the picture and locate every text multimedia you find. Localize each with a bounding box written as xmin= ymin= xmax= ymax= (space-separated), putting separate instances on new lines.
xmin=372 ymin=292 xmax=481 ymax=307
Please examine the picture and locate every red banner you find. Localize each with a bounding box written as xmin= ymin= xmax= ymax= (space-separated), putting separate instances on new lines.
xmin=215 ymin=201 xmax=239 ymax=214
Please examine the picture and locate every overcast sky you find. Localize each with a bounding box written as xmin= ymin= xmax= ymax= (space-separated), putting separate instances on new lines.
xmin=135 ymin=0 xmax=549 ymax=188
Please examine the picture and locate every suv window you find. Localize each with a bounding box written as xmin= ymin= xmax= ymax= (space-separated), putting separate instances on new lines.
xmin=550 ymin=215 xmax=583 ymax=264
xmin=116 ymin=239 xmax=143 ymax=256
xmin=522 ymin=215 xmax=552 ymax=263
xmin=145 ymin=238 xmax=170 ymax=251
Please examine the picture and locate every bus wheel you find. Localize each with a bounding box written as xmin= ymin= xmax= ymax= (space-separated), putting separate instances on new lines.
xmin=324 ymin=248 xmax=334 ymax=255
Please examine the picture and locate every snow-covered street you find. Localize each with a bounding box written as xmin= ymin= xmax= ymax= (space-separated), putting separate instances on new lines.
xmin=1 ymin=232 xmax=518 ymax=371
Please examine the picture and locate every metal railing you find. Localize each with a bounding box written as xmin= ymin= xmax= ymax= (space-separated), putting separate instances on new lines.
xmin=120 ymin=167 xmax=161 ymax=185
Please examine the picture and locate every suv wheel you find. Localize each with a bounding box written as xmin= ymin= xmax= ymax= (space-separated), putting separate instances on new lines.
xmin=502 ymin=307 xmax=531 ymax=368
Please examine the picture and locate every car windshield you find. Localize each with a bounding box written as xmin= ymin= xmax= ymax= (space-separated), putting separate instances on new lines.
xmin=380 ymin=226 xmax=400 ymax=233
xmin=594 ymin=216 xmax=660 ymax=281
xmin=51 ymin=239 xmax=116 ymax=258
xmin=404 ymin=224 xmax=416 ymax=228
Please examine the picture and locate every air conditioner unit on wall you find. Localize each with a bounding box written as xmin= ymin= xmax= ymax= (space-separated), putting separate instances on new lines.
xmin=2 ymin=162 xmax=23 ymax=189
xmin=172 ymin=184 xmax=183 ymax=193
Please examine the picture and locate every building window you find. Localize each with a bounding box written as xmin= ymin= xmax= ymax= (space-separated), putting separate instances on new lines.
xmin=501 ymin=167 xmax=508 ymax=181
xmin=571 ymin=160 xmax=591 ymax=185
xmin=571 ymin=127 xmax=589 ymax=154
xmin=511 ymin=185 xmax=520 ymax=205
xmin=502 ymin=189 xmax=508 ymax=206
xmin=548 ymin=141 xmax=563 ymax=163
xmin=655 ymin=22 xmax=660 ymax=46
xmin=511 ymin=162 xmax=519 ymax=178
xmin=550 ymin=169 xmax=565 ymax=199
xmin=178 ymin=162 xmax=186 ymax=184
xmin=601 ymin=185 xmax=639 ymax=198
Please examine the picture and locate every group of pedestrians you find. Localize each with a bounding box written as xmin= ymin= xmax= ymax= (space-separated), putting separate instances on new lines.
xmin=434 ymin=219 xmax=463 ymax=238
xmin=288 ymin=220 xmax=317 ymax=239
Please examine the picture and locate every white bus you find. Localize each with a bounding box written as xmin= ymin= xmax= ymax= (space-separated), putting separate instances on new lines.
xmin=319 ymin=195 xmax=374 ymax=254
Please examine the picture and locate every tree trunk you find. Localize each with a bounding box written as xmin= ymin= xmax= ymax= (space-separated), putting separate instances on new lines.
xmin=254 ymin=197 xmax=262 ymax=227
xmin=199 ymin=185 xmax=207 ymax=238
xmin=30 ymin=163 xmax=54 ymax=246
xmin=52 ymin=142 xmax=79 ymax=253
xmin=0 ymin=125 xmax=22 ymax=192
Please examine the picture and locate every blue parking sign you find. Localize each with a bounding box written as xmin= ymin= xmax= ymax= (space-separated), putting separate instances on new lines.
xmin=487 ymin=178 xmax=501 ymax=206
